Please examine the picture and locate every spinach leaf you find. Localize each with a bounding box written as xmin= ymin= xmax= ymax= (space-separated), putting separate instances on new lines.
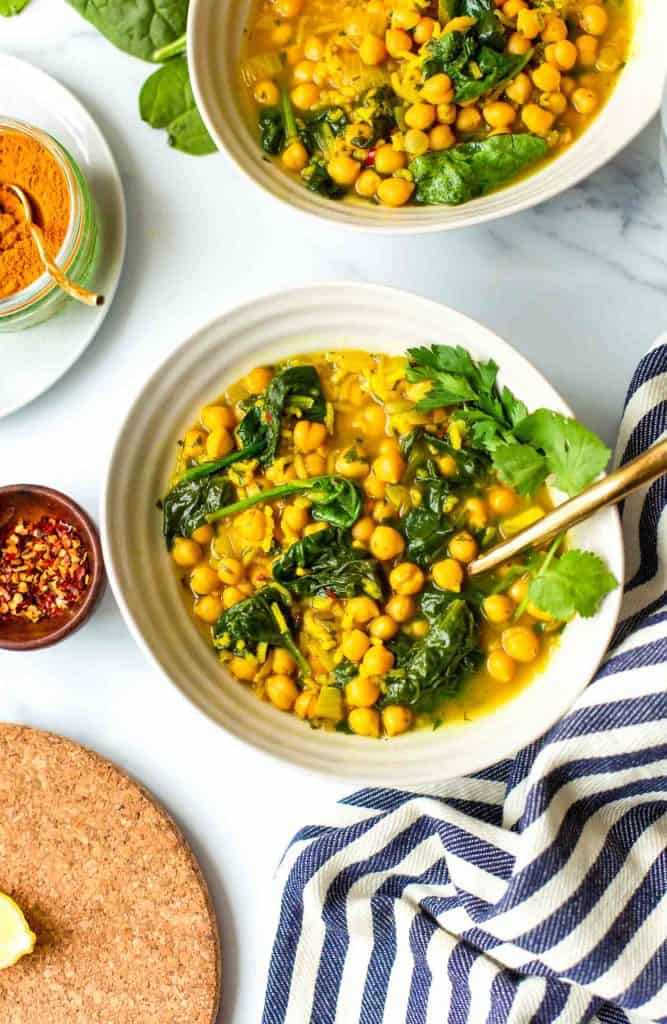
xmin=273 ymin=527 xmax=385 ymax=600
xmin=423 ymin=30 xmax=477 ymax=83
xmin=455 ymin=46 xmax=533 ymax=103
xmin=332 ymin=658 xmax=358 ymax=688
xmin=241 ymin=365 xmax=327 ymax=467
xmin=213 ymin=585 xmax=309 ymax=675
xmin=461 ymin=0 xmax=505 ymax=49
xmin=411 ymin=134 xmax=548 ymax=206
xmin=65 ymin=0 xmax=188 ymax=61
xmin=353 ymin=87 xmax=399 ymax=143
xmin=300 ymin=107 xmax=348 ymax=156
xmin=0 ymin=0 xmax=30 ymax=15
xmin=259 ymin=107 xmax=284 ymax=155
xmin=207 ymin=475 xmax=361 ymax=530
xmin=140 ymin=57 xmax=216 ymax=155
xmin=162 ymin=474 xmax=233 ymax=548
xmin=382 ymin=599 xmax=478 ymax=707
xmin=403 ymin=506 xmax=453 ymax=567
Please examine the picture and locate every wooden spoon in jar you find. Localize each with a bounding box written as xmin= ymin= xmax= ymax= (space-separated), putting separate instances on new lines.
xmin=5 ymin=183 xmax=104 ymax=308
xmin=467 ymin=437 xmax=667 ymax=577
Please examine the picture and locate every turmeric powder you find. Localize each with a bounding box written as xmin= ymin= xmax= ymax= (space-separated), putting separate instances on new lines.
xmin=0 ymin=130 xmax=70 ymax=299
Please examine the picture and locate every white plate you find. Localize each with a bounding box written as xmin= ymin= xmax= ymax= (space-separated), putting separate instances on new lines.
xmin=189 ymin=0 xmax=667 ymax=233
xmin=102 ymin=283 xmax=624 ymax=785
xmin=0 ymin=56 xmax=126 ymax=418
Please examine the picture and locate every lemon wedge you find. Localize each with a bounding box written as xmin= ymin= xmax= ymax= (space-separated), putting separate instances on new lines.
xmin=0 ymin=893 xmax=36 ymax=969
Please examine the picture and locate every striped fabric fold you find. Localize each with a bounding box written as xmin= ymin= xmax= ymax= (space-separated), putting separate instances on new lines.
xmin=263 ymin=338 xmax=667 ymax=1024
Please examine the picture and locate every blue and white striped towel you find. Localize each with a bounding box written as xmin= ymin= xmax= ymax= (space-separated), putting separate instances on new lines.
xmin=263 ymin=338 xmax=667 ymax=1024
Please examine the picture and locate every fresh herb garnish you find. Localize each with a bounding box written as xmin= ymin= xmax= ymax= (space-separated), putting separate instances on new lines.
xmin=529 ymin=550 xmax=618 ymax=619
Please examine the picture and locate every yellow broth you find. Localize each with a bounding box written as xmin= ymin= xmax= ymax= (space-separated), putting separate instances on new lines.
xmin=239 ymin=0 xmax=633 ymax=207
xmin=167 ymin=350 xmax=562 ymax=739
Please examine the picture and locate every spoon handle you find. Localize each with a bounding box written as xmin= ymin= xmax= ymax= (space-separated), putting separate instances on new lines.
xmin=467 ymin=436 xmax=667 ymax=577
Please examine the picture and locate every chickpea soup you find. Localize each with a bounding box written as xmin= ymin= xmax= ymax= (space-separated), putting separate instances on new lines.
xmin=160 ymin=345 xmax=618 ymax=739
xmin=239 ymin=0 xmax=632 ymax=208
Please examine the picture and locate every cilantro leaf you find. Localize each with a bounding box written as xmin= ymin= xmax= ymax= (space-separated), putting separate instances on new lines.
xmin=515 ymin=410 xmax=611 ymax=496
xmin=528 ymin=550 xmax=618 ymax=619
xmin=492 ymin=442 xmax=548 ymax=495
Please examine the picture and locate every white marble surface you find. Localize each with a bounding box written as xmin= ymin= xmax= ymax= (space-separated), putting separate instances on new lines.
xmin=1 ymin=5 xmax=667 ymax=1022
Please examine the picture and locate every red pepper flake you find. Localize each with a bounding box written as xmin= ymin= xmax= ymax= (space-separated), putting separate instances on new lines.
xmin=264 ymin=411 xmax=272 ymax=424
xmin=364 ymin=148 xmax=376 ymax=167
xmin=0 ymin=516 xmax=90 ymax=624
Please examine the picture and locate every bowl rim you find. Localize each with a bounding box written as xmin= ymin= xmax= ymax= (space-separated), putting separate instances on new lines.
xmin=0 ymin=484 xmax=106 ymax=651
xmin=188 ymin=0 xmax=665 ymax=235
xmin=100 ymin=281 xmax=625 ymax=782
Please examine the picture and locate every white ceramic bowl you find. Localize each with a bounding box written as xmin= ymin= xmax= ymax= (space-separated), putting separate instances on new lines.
xmin=189 ymin=0 xmax=667 ymax=234
xmin=102 ymin=283 xmax=623 ymax=783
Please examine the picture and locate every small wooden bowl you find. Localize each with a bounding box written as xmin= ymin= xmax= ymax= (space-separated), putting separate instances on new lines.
xmin=0 ymin=485 xmax=105 ymax=651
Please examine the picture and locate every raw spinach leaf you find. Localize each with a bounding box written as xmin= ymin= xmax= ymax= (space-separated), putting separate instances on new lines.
xmin=0 ymin=0 xmax=30 ymax=15
xmin=411 ymin=134 xmax=548 ymax=206
xmin=162 ymin=474 xmax=232 ymax=548
xmin=273 ymin=527 xmax=385 ymax=600
xmin=140 ymin=57 xmax=216 ymax=155
xmin=259 ymin=107 xmax=284 ymax=154
xmin=65 ymin=0 xmax=188 ymax=61
xmin=213 ymin=585 xmax=309 ymax=675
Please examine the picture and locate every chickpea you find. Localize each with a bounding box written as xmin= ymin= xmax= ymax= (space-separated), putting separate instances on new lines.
xmin=541 ymin=14 xmax=567 ymax=42
xmin=391 ymin=6 xmax=420 ymax=29
xmin=483 ymin=593 xmax=514 ymax=624
xmin=561 ymin=75 xmax=576 ymax=97
xmin=526 ymin=601 xmax=553 ymax=623
xmin=462 ymin=497 xmax=486 ymax=529
xmin=597 ymin=45 xmax=621 ymax=73
xmin=516 ymin=8 xmax=541 ymax=39
xmin=377 ymin=178 xmax=414 ymax=207
xmin=191 ymin=524 xmax=213 ymax=544
xmin=405 ymin=102 xmax=436 ymax=130
xmin=305 ymin=452 xmax=327 ymax=476
xmin=507 ymin=31 xmax=532 ymax=55
xmin=506 ymin=72 xmax=532 ymax=105
xmin=217 ymin=557 xmax=244 ymax=586
xmin=194 ymin=594 xmax=223 ymax=624
xmin=206 ymin=427 xmax=234 ymax=459
xmin=408 ymin=619 xmax=429 ymax=638
xmin=543 ymin=92 xmax=568 ymax=115
xmin=363 ymin=477 xmax=386 ymax=502
xmin=360 ymin=34 xmax=387 ymax=65
xmin=503 ymin=0 xmax=527 ymax=17
xmin=294 ymin=691 xmax=317 ymax=718
xmin=373 ymin=501 xmax=393 ymax=522
xmin=293 ymin=420 xmax=327 ymax=452
xmin=437 ymin=454 xmax=457 ymax=477
xmin=183 ymin=427 xmax=207 ymax=460
xmin=346 ymin=676 xmax=381 ymax=708
xmin=378 ymin=436 xmax=401 ymax=455
xmin=483 ymin=101 xmax=516 ymax=129
xmin=576 ymin=34 xmax=599 ymax=67
xmin=437 ymin=102 xmax=457 ymax=124
xmin=237 ymin=508 xmax=266 ymax=543
xmin=487 ymin=649 xmax=516 ymax=683
xmin=222 ymin=586 xmax=245 ymax=609
xmin=341 ymin=629 xmax=371 ymax=662
xmin=382 ymin=705 xmax=413 ymax=737
xmin=373 ymin=449 xmax=405 ymax=484
xmin=389 ymin=562 xmax=425 ymax=596
xmin=266 ymin=674 xmax=299 ymax=711
xmin=190 ymin=565 xmax=220 ymax=595
xmin=549 ymin=39 xmax=577 ymax=70
xmin=448 ymin=531 xmax=478 ymax=563
xmin=580 ymin=3 xmax=608 ymax=36
xmin=292 ymin=59 xmax=316 ymax=84
xmin=312 ymin=62 xmax=330 ymax=87
xmin=352 ymin=516 xmax=375 ymax=543
xmin=271 ymin=22 xmax=292 ymax=46
xmin=532 ymin=62 xmax=561 ymax=93
xmin=501 ymin=625 xmax=540 ymax=663
xmin=301 ymin=34 xmax=324 ymax=60
xmin=456 ymin=107 xmax=482 ymax=133
xmin=275 ymin=0 xmax=303 ymax=16
xmin=374 ymin=145 xmax=406 ymax=175
xmin=245 ymin=366 xmax=273 ymax=393
xmin=572 ymin=87 xmax=598 ymax=115
xmin=172 ymin=537 xmax=202 ymax=568
xmin=521 ymin=103 xmax=554 ymax=136
xmin=487 ymin=485 xmax=517 ymax=516
xmin=429 ymin=124 xmax=455 ymax=150
xmin=421 ymin=74 xmax=454 ymax=106
xmin=272 ymin=648 xmax=297 ymax=675
xmin=291 ymin=83 xmax=320 ymax=109
xmin=356 ymin=169 xmax=381 ymax=198
xmin=404 ymin=128 xmax=430 ymax=156
xmin=336 ymin=448 xmax=369 ymax=479
xmin=348 ymin=707 xmax=381 ymax=738
xmin=370 ymin=525 xmax=405 ymax=561
xmin=413 ymin=17 xmax=435 ymax=44
xmin=508 ymin=576 xmax=529 ymax=604
xmin=328 ymin=155 xmax=361 ymax=186
xmin=361 ymin=643 xmax=395 ymax=676
xmin=282 ymin=504 xmax=309 ymax=534
xmin=385 ymin=594 xmax=416 ymax=622
xmin=385 ymin=27 xmax=412 ymax=57
xmin=432 ymin=558 xmax=464 ymax=592
xmin=346 ymin=596 xmax=380 ymax=624
xmin=227 ymin=656 xmax=255 ymax=681
xmin=360 ymin=402 xmax=387 ymax=435
xmin=369 ymin=614 xmax=399 ymax=640
xmin=201 ymin=405 xmax=236 ymax=432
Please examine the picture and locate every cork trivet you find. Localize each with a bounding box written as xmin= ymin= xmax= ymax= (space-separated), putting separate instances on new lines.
xmin=0 ymin=725 xmax=220 ymax=1024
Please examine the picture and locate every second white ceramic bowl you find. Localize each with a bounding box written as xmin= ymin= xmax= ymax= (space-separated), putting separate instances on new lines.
xmin=102 ymin=283 xmax=623 ymax=783
xmin=189 ymin=0 xmax=667 ymax=233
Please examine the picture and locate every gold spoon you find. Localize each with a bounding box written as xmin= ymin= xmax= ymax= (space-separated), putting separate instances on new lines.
xmin=5 ymin=184 xmax=104 ymax=308
xmin=467 ymin=436 xmax=667 ymax=577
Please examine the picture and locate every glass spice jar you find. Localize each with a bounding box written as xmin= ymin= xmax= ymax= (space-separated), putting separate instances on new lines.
xmin=0 ymin=117 xmax=99 ymax=333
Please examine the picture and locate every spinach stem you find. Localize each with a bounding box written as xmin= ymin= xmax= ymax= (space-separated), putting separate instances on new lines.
xmin=206 ymin=480 xmax=311 ymax=522
xmin=182 ymin=441 xmax=266 ymax=482
xmin=153 ymin=34 xmax=187 ymax=61
xmin=280 ymin=85 xmax=298 ymax=142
